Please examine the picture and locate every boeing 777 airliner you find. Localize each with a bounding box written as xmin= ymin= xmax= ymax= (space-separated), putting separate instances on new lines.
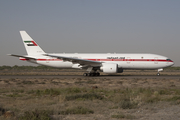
xmin=8 ymin=31 xmax=174 ymax=76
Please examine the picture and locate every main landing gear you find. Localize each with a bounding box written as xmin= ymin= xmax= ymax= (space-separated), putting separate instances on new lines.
xmin=83 ymin=72 xmax=100 ymax=76
xmin=84 ymin=67 xmax=100 ymax=76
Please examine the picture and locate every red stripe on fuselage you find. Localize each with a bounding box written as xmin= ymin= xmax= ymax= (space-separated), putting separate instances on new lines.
xmin=19 ymin=58 xmax=173 ymax=62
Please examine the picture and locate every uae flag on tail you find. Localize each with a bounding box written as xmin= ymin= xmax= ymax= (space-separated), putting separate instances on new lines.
xmin=24 ymin=41 xmax=38 ymax=46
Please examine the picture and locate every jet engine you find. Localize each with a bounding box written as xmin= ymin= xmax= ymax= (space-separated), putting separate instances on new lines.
xmin=100 ymin=63 xmax=123 ymax=73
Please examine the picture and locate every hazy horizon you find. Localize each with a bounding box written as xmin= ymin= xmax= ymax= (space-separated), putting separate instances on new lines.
xmin=0 ymin=0 xmax=180 ymax=66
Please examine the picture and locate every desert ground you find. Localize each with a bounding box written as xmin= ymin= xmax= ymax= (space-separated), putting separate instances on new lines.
xmin=0 ymin=67 xmax=180 ymax=120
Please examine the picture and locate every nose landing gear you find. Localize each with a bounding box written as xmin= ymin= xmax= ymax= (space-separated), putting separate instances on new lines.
xmin=157 ymin=73 xmax=160 ymax=76
xmin=157 ymin=68 xmax=163 ymax=76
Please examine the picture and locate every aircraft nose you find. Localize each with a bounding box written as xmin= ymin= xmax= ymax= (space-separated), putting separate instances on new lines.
xmin=167 ymin=59 xmax=174 ymax=67
xmin=170 ymin=60 xmax=174 ymax=66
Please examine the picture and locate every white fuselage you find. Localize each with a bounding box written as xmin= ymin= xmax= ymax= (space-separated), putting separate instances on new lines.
xmin=20 ymin=53 xmax=174 ymax=70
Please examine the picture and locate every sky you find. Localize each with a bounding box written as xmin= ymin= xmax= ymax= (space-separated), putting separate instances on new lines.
xmin=0 ymin=0 xmax=180 ymax=66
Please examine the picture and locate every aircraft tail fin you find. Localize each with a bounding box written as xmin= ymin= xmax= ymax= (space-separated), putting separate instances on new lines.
xmin=20 ymin=31 xmax=45 ymax=55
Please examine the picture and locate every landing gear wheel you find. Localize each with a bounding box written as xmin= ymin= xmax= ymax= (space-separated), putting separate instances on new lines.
xmin=97 ymin=72 xmax=100 ymax=76
xmin=94 ymin=73 xmax=98 ymax=76
xmin=83 ymin=73 xmax=87 ymax=76
xmin=157 ymin=73 xmax=160 ymax=76
xmin=83 ymin=72 xmax=100 ymax=77
xmin=87 ymin=73 xmax=91 ymax=76
xmin=95 ymin=72 xmax=100 ymax=76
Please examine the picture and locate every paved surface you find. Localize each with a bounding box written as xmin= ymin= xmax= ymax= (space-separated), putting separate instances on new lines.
xmin=1 ymin=75 xmax=180 ymax=79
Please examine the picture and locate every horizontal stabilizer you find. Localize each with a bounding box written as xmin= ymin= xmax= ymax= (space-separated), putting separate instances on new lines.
xmin=7 ymin=54 xmax=36 ymax=60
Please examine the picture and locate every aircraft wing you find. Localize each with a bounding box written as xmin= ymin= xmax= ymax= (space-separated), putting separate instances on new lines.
xmin=45 ymin=54 xmax=102 ymax=66
xmin=7 ymin=54 xmax=36 ymax=60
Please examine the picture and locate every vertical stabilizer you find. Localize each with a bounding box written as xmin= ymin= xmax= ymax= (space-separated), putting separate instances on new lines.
xmin=20 ymin=31 xmax=45 ymax=55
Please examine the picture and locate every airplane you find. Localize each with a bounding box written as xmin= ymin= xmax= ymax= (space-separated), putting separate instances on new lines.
xmin=8 ymin=31 xmax=174 ymax=76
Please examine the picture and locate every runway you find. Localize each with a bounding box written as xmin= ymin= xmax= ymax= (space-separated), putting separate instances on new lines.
xmin=1 ymin=75 xmax=180 ymax=79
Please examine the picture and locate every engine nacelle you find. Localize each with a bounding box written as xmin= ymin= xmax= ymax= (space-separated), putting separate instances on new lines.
xmin=100 ymin=63 xmax=123 ymax=73
xmin=100 ymin=63 xmax=117 ymax=73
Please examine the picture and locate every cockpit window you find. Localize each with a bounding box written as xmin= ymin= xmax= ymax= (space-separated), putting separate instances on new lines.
xmin=166 ymin=59 xmax=171 ymax=61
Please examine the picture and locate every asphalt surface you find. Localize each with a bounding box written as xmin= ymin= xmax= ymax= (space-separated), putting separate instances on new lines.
xmin=1 ymin=75 xmax=180 ymax=79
